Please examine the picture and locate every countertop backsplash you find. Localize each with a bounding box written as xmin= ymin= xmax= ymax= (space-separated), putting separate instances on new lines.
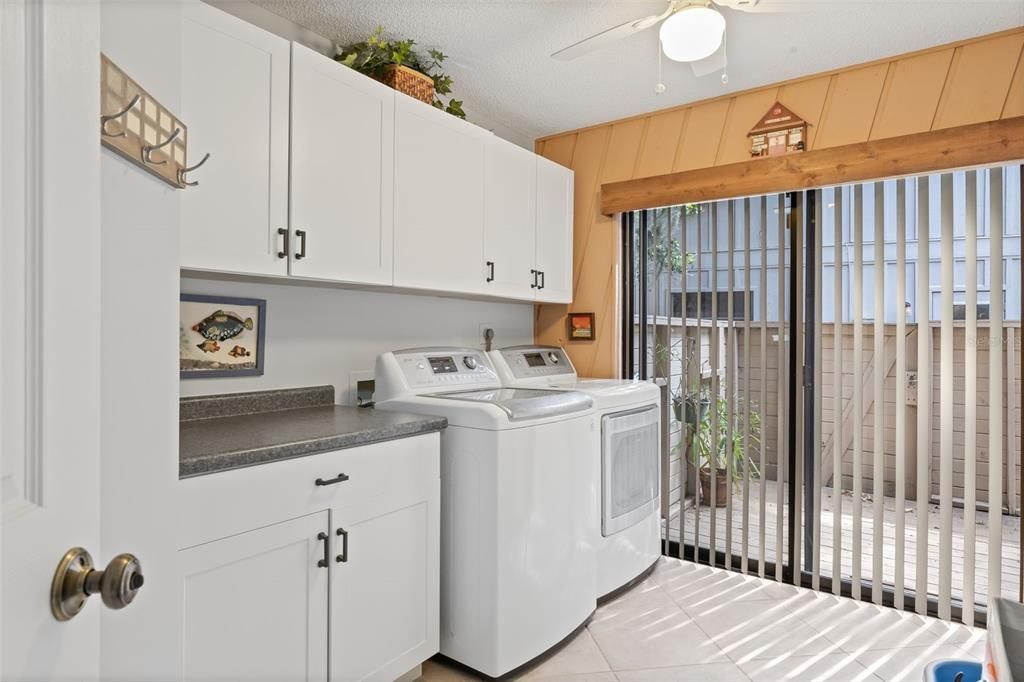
xmin=179 ymin=276 xmax=534 ymax=404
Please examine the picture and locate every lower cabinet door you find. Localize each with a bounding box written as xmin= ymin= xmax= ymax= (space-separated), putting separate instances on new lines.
xmin=179 ymin=511 xmax=330 ymax=682
xmin=331 ymin=484 xmax=439 ymax=682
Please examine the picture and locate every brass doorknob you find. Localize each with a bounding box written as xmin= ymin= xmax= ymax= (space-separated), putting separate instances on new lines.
xmin=50 ymin=547 xmax=144 ymax=621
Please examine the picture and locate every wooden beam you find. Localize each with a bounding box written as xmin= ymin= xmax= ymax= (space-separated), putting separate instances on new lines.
xmin=600 ymin=116 xmax=1024 ymax=214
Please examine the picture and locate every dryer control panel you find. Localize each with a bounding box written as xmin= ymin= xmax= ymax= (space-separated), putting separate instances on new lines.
xmin=391 ymin=348 xmax=499 ymax=392
xmin=499 ymin=347 xmax=576 ymax=380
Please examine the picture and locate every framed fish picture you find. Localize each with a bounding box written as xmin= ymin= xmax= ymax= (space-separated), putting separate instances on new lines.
xmin=180 ymin=294 xmax=266 ymax=378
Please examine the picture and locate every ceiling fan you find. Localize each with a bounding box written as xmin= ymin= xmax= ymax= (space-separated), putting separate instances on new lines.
xmin=551 ymin=0 xmax=762 ymax=63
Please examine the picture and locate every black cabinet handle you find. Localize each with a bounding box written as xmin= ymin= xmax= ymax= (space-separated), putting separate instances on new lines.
xmin=486 ymin=261 xmax=494 ymax=283
xmin=317 ymin=532 xmax=329 ymax=568
xmin=315 ymin=473 xmax=350 ymax=487
xmin=277 ymin=228 xmax=289 ymax=259
xmin=538 ymin=271 xmax=546 ymax=290
xmin=335 ymin=528 xmax=348 ymax=563
xmin=295 ymin=229 xmax=307 ymax=260
xmin=530 ymin=269 xmax=538 ymax=289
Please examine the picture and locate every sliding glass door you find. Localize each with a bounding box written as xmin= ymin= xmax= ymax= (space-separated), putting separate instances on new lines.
xmin=624 ymin=164 xmax=1022 ymax=624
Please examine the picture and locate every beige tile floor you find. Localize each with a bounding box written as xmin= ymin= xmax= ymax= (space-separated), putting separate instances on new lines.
xmin=419 ymin=556 xmax=988 ymax=682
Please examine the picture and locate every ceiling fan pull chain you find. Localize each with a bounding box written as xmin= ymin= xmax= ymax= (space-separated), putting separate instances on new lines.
xmin=721 ymin=19 xmax=730 ymax=85
xmin=655 ymin=36 xmax=666 ymax=95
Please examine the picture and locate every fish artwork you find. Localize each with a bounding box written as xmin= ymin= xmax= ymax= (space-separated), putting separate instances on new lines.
xmin=228 ymin=345 xmax=250 ymax=358
xmin=191 ymin=310 xmax=254 ymax=342
xmin=196 ymin=339 xmax=221 ymax=353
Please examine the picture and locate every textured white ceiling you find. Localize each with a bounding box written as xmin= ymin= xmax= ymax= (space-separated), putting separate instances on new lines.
xmin=251 ymin=0 xmax=1024 ymax=146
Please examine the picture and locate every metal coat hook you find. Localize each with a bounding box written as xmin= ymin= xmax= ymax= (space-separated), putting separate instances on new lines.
xmin=100 ymin=94 xmax=140 ymax=138
xmin=142 ymin=127 xmax=180 ymax=166
xmin=177 ymin=152 xmax=210 ymax=187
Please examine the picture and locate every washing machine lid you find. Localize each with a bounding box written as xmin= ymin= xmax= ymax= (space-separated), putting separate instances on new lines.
xmin=429 ymin=387 xmax=593 ymax=421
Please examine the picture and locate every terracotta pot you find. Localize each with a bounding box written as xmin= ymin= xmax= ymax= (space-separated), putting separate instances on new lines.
xmin=699 ymin=467 xmax=730 ymax=507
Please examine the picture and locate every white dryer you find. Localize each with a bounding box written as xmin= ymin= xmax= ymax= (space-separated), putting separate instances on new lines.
xmin=374 ymin=347 xmax=597 ymax=678
xmin=489 ymin=346 xmax=662 ymax=599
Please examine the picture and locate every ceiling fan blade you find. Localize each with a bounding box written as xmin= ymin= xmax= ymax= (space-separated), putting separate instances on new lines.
xmin=551 ymin=7 xmax=672 ymax=61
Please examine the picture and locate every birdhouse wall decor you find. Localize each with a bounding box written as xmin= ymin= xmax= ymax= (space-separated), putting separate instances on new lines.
xmin=748 ymin=101 xmax=808 ymax=158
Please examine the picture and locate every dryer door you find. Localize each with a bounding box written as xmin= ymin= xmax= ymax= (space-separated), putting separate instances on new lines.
xmin=601 ymin=405 xmax=660 ymax=537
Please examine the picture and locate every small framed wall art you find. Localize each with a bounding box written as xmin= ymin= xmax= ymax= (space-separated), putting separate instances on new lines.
xmin=180 ymin=294 xmax=266 ymax=379
xmin=567 ymin=312 xmax=596 ymax=341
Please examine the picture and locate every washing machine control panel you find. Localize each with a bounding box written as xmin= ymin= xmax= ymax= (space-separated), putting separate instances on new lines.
xmin=501 ymin=347 xmax=576 ymax=379
xmin=393 ymin=349 xmax=499 ymax=391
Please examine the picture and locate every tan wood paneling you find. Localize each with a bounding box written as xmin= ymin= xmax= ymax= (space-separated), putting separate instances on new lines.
xmin=534 ymin=27 xmax=1024 ymax=378
xmin=934 ymin=32 xmax=1024 ymax=129
xmin=535 ymin=126 xmax=614 ymax=375
xmin=674 ymin=99 xmax=731 ymax=171
xmin=776 ymin=75 xmax=832 ymax=149
xmin=715 ymin=87 xmax=782 ymax=165
xmin=1000 ymin=47 xmax=1024 ymax=119
xmin=602 ymin=119 xmax=647 ymax=184
xmin=635 ymin=108 xmax=688 ymax=178
xmin=600 ymin=116 xmax=1024 ymax=214
xmin=814 ymin=63 xmax=889 ymax=149
xmin=870 ymin=49 xmax=955 ymax=140
xmin=538 ymin=133 xmax=577 ymax=168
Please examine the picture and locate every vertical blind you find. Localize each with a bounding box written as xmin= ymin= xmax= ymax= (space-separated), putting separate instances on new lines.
xmin=627 ymin=164 xmax=1022 ymax=623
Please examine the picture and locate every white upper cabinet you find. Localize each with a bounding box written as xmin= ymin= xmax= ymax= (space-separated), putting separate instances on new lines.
xmin=393 ymin=95 xmax=491 ymax=294
xmin=483 ymin=137 xmax=538 ymax=300
xmin=535 ymin=156 xmax=574 ymax=304
xmin=180 ymin=2 xmax=290 ymax=276
xmin=289 ymin=43 xmax=394 ymax=285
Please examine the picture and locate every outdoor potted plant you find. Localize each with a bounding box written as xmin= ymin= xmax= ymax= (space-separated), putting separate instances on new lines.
xmin=692 ymin=395 xmax=761 ymax=506
xmin=336 ymin=27 xmax=466 ymax=119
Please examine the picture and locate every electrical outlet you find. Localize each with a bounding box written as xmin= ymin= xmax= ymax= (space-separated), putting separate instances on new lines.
xmin=348 ymin=370 xmax=375 ymax=407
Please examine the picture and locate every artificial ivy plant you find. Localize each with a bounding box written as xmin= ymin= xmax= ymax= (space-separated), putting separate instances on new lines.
xmin=336 ymin=27 xmax=466 ymax=119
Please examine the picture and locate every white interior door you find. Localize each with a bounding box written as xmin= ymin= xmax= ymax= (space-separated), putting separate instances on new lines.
xmin=483 ymin=137 xmax=538 ymax=300
xmin=535 ymin=156 xmax=574 ymax=304
xmin=290 ymin=42 xmax=394 ymax=285
xmin=179 ymin=1 xmax=290 ymax=277
xmin=1 ymin=0 xmax=103 ymax=678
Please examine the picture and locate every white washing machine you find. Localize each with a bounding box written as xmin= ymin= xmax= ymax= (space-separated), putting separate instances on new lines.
xmin=374 ymin=347 xmax=597 ymax=678
xmin=489 ymin=346 xmax=662 ymax=599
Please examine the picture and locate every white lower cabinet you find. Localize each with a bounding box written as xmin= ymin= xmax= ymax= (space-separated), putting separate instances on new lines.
xmin=178 ymin=434 xmax=440 ymax=682
xmin=180 ymin=512 xmax=330 ymax=682
xmin=332 ymin=486 xmax=438 ymax=682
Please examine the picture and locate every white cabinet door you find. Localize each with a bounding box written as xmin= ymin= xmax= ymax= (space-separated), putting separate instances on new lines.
xmin=393 ymin=96 xmax=490 ymax=294
xmin=180 ymin=2 xmax=290 ymax=276
xmin=535 ymin=156 xmax=574 ymax=303
xmin=179 ymin=512 xmax=329 ymax=682
xmin=331 ymin=482 xmax=439 ymax=682
xmin=290 ymin=43 xmax=394 ymax=285
xmin=483 ymin=137 xmax=537 ymax=300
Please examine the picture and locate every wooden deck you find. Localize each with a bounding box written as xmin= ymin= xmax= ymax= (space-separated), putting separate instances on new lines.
xmin=665 ymin=480 xmax=1021 ymax=606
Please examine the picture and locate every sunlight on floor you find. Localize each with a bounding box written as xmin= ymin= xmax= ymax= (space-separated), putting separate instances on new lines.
xmin=420 ymin=556 xmax=987 ymax=682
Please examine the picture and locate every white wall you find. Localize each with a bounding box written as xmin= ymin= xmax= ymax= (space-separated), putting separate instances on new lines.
xmin=180 ymin=277 xmax=534 ymax=402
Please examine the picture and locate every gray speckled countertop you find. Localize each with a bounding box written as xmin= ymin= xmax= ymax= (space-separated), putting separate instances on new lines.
xmin=179 ymin=386 xmax=446 ymax=479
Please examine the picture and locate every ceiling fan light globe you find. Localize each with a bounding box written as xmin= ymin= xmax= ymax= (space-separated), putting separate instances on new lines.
xmin=659 ymin=6 xmax=726 ymax=62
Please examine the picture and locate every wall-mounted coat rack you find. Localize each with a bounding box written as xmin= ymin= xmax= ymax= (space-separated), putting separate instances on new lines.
xmin=100 ymin=54 xmax=209 ymax=189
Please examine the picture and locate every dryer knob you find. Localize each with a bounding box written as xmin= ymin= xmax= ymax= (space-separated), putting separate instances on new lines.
xmin=548 ymin=352 xmax=559 ymax=365
xmin=463 ymin=355 xmax=478 ymax=370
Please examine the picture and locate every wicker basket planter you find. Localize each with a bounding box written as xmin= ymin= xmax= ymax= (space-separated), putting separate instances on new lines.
xmin=380 ymin=64 xmax=434 ymax=104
